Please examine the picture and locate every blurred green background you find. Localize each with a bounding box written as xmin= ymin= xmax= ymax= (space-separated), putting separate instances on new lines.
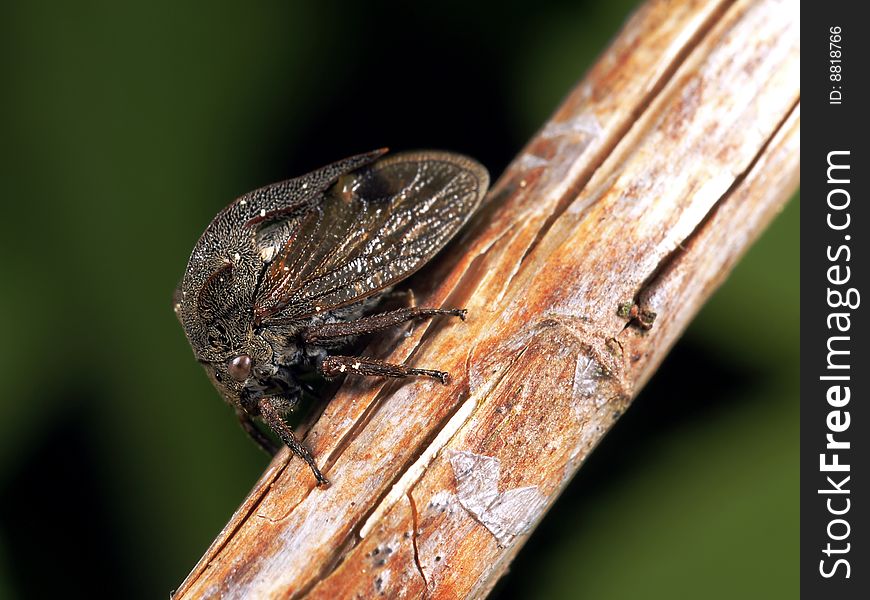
xmin=0 ymin=1 xmax=797 ymax=598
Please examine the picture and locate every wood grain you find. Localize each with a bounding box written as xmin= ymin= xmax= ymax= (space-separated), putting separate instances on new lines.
xmin=174 ymin=0 xmax=799 ymax=597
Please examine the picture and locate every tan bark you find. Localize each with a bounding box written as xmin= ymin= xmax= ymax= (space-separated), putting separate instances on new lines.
xmin=174 ymin=0 xmax=799 ymax=597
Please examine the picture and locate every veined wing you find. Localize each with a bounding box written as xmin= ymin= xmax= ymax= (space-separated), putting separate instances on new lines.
xmin=253 ymin=151 xmax=489 ymax=323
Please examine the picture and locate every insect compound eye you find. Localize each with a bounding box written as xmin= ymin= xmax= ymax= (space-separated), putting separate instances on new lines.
xmin=227 ymin=354 xmax=253 ymax=381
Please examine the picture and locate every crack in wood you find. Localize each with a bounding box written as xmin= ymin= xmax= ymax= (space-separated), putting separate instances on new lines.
xmin=511 ymin=0 xmax=737 ymax=280
xmin=406 ymin=491 xmax=429 ymax=591
xmin=623 ymin=96 xmax=801 ymax=335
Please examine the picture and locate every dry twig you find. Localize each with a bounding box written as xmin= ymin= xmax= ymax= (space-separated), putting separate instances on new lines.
xmin=174 ymin=0 xmax=799 ymax=596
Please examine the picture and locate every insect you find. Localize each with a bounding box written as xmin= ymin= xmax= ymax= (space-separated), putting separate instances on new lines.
xmin=174 ymin=149 xmax=489 ymax=485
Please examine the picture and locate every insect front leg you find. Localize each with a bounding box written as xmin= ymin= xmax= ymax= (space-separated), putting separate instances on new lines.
xmin=257 ymin=397 xmax=329 ymax=486
xmin=236 ymin=408 xmax=280 ymax=456
xmin=320 ymin=355 xmax=450 ymax=385
xmin=302 ymin=307 xmax=466 ymax=343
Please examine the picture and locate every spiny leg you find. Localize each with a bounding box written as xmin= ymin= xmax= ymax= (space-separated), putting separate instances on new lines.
xmin=302 ymin=307 xmax=466 ymax=343
xmin=258 ymin=397 xmax=329 ymax=486
xmin=236 ymin=408 xmax=279 ymax=456
xmin=384 ymin=289 xmax=419 ymax=334
xmin=320 ymin=355 xmax=450 ymax=385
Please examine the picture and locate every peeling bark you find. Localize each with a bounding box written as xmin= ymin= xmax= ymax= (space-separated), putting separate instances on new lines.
xmin=173 ymin=0 xmax=799 ymax=597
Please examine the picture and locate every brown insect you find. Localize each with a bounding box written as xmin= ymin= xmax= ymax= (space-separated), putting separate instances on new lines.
xmin=174 ymin=149 xmax=489 ymax=484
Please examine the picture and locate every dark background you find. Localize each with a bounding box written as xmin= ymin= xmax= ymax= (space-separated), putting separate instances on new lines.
xmin=0 ymin=1 xmax=797 ymax=598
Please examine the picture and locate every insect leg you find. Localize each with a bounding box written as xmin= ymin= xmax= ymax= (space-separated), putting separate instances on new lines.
xmin=320 ymin=355 xmax=449 ymax=384
xmin=236 ymin=408 xmax=280 ymax=456
xmin=258 ymin=397 xmax=329 ymax=486
xmin=302 ymin=307 xmax=466 ymax=343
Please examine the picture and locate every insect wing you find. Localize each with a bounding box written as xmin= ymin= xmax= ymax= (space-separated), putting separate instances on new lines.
xmin=254 ymin=151 xmax=489 ymax=323
xmin=174 ymin=149 xmax=386 ymax=335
